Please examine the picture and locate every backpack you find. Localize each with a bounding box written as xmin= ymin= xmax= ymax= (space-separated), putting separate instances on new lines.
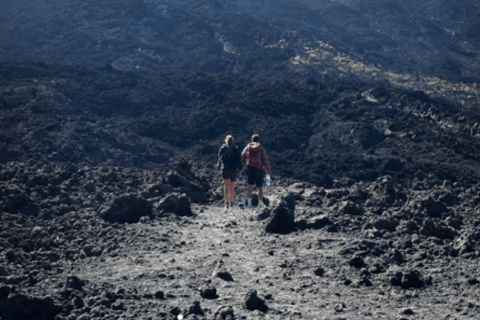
xmin=245 ymin=143 xmax=263 ymax=167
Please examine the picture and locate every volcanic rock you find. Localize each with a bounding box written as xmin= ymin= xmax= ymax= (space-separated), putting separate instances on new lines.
xmin=421 ymin=219 xmax=458 ymax=240
xmin=185 ymin=300 xmax=204 ymax=316
xmin=372 ymin=217 xmax=399 ymax=232
xmin=338 ymin=201 xmax=363 ymax=216
xmin=1 ymin=1 xmax=480 ymax=319
xmin=314 ymin=267 xmax=325 ymax=277
xmin=156 ymin=193 xmax=192 ymax=217
xmin=420 ymin=196 xmax=448 ymax=218
xmin=349 ymin=256 xmax=366 ymax=269
xmin=243 ymin=290 xmax=268 ymax=313
xmin=98 ymin=193 xmax=153 ymax=223
xmin=264 ymin=200 xmax=295 ymax=234
xmin=214 ymin=306 xmax=235 ymax=320
xmin=390 ymin=269 xmax=429 ymax=289
xmin=200 ymin=285 xmax=218 ymax=299
xmin=66 ymin=276 xmax=85 ymax=291
xmin=1 ymin=293 xmax=61 ymax=320
xmin=215 ymin=270 xmax=234 ymax=282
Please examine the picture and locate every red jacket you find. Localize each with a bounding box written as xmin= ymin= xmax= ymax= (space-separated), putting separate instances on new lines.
xmin=241 ymin=142 xmax=271 ymax=174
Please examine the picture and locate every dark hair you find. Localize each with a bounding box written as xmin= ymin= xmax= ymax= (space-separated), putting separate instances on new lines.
xmin=225 ymin=135 xmax=234 ymax=156
xmin=252 ymin=134 xmax=260 ymax=142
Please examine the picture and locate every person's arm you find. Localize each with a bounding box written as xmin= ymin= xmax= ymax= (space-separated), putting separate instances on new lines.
xmin=240 ymin=146 xmax=247 ymax=165
xmin=261 ymin=148 xmax=271 ymax=174
xmin=218 ymin=146 xmax=225 ymax=169
xmin=218 ymin=146 xmax=223 ymax=162
xmin=236 ymin=148 xmax=243 ymax=171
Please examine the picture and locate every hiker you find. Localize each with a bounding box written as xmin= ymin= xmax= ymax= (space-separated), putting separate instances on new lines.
xmin=218 ymin=135 xmax=242 ymax=211
xmin=241 ymin=134 xmax=271 ymax=208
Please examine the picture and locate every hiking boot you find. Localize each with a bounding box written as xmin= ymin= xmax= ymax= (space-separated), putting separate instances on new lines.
xmin=224 ymin=202 xmax=229 ymax=212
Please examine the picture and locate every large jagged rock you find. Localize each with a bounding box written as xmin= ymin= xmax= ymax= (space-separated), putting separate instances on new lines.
xmin=390 ymin=269 xmax=430 ymax=289
xmin=372 ymin=217 xmax=399 ymax=232
xmin=0 ymin=292 xmax=62 ymax=320
xmin=165 ymin=160 xmax=210 ymax=201
xmin=338 ymin=200 xmax=363 ymax=216
xmin=98 ymin=193 xmax=153 ymax=223
xmin=420 ymin=196 xmax=448 ymax=218
xmin=265 ymin=199 xmax=295 ymax=234
xmin=421 ymin=218 xmax=458 ymax=240
xmin=156 ymin=193 xmax=192 ymax=216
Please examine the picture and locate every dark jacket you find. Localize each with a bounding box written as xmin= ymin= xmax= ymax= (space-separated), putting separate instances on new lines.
xmin=218 ymin=145 xmax=242 ymax=171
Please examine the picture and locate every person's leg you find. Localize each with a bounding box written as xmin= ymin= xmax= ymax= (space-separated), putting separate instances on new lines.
xmin=224 ymin=179 xmax=230 ymax=204
xmin=247 ymin=184 xmax=254 ymax=199
xmin=246 ymin=167 xmax=255 ymax=207
xmin=229 ymin=171 xmax=237 ymax=205
xmin=256 ymin=169 xmax=264 ymax=202
xmin=230 ymin=181 xmax=236 ymax=204
xmin=247 ymin=185 xmax=254 ymax=207
xmin=258 ymin=186 xmax=263 ymax=201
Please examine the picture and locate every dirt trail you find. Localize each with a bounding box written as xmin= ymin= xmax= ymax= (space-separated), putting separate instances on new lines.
xmin=65 ymin=197 xmax=412 ymax=319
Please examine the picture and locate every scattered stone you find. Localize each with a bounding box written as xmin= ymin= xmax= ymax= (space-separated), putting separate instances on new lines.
xmin=243 ymin=290 xmax=268 ymax=312
xmin=358 ymin=276 xmax=373 ymax=287
xmin=349 ymin=256 xmax=366 ymax=269
xmin=216 ymin=270 xmax=233 ymax=282
xmin=154 ymin=290 xmax=165 ymax=299
xmin=200 ymin=285 xmax=218 ymax=299
xmin=314 ymin=267 xmax=325 ymax=277
xmin=214 ymin=306 xmax=235 ymax=320
xmin=186 ymin=300 xmax=204 ymax=315
xmin=170 ymin=306 xmax=182 ymax=316
xmin=403 ymin=308 xmax=415 ymax=315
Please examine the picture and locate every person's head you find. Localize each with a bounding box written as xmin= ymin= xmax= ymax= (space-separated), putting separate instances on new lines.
xmin=251 ymin=134 xmax=260 ymax=143
xmin=225 ymin=135 xmax=234 ymax=156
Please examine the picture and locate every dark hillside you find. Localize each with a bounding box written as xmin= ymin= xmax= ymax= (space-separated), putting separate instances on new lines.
xmin=2 ymin=62 xmax=480 ymax=187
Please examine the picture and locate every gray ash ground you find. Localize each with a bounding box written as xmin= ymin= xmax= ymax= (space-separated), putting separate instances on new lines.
xmin=2 ymin=0 xmax=480 ymax=319
xmin=2 ymin=159 xmax=480 ymax=320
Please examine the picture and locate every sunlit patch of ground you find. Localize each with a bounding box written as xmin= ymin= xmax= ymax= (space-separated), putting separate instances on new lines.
xmin=283 ymin=38 xmax=480 ymax=108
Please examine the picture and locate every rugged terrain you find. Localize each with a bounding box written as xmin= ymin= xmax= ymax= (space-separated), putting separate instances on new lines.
xmin=1 ymin=0 xmax=480 ymax=319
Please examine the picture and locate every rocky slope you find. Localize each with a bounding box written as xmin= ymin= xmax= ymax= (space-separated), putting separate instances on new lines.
xmin=1 ymin=0 xmax=480 ymax=319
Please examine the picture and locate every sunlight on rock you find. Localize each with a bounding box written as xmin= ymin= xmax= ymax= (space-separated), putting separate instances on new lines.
xmin=282 ymin=38 xmax=479 ymax=107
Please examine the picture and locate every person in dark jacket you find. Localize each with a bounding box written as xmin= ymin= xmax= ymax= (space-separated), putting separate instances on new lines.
xmin=218 ymin=135 xmax=242 ymax=211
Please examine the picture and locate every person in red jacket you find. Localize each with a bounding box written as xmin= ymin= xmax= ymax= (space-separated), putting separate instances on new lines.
xmin=241 ymin=134 xmax=271 ymax=208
